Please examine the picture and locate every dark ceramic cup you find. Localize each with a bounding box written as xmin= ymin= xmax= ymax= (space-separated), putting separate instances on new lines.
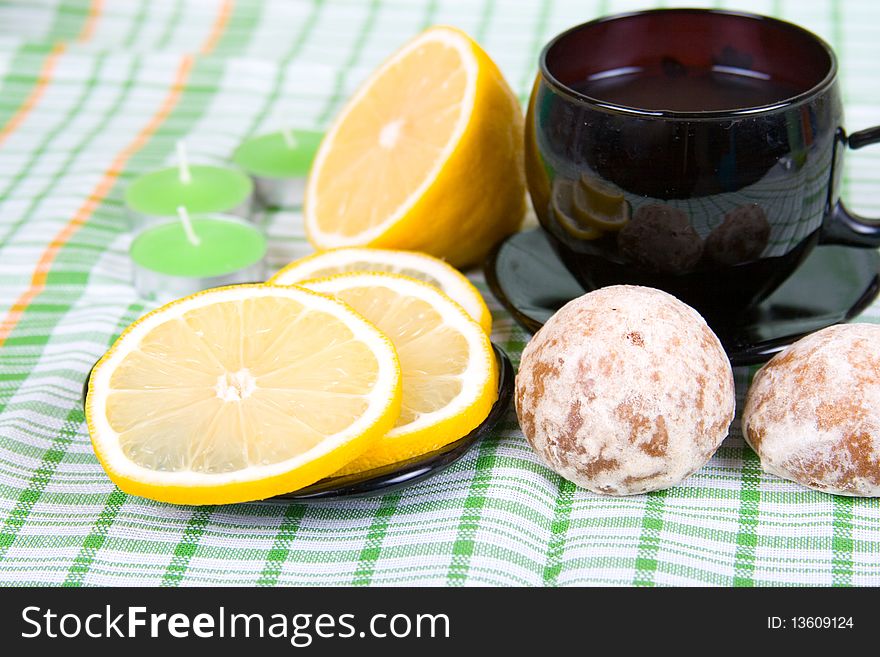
xmin=525 ymin=8 xmax=880 ymax=323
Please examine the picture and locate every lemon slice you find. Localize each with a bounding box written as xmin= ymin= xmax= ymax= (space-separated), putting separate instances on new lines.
xmin=552 ymin=178 xmax=603 ymax=240
xmin=85 ymin=284 xmax=402 ymax=504
xmin=572 ymin=174 xmax=630 ymax=231
xmin=304 ymin=26 xmax=525 ymax=267
xmin=270 ymin=247 xmax=492 ymax=334
xmin=302 ymin=272 xmax=497 ymax=474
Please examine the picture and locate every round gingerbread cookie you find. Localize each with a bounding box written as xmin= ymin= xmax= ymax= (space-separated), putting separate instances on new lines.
xmin=742 ymin=323 xmax=880 ymax=496
xmin=515 ymin=285 xmax=735 ymax=495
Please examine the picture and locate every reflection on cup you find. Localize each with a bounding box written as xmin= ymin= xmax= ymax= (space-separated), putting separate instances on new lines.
xmin=618 ymin=204 xmax=703 ymax=274
xmin=705 ymin=204 xmax=771 ymax=267
xmin=572 ymin=174 xmax=629 ymax=232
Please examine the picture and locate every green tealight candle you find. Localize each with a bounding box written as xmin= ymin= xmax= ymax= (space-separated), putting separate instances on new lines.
xmin=124 ymin=142 xmax=254 ymax=227
xmin=130 ymin=213 xmax=266 ymax=302
xmin=125 ymin=166 xmax=253 ymax=220
xmin=232 ymin=128 xmax=323 ymax=208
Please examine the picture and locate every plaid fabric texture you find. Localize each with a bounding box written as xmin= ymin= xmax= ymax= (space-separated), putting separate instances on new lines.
xmin=0 ymin=0 xmax=879 ymax=587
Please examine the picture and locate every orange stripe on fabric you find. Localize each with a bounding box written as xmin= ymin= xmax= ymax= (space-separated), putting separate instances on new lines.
xmin=0 ymin=0 xmax=233 ymax=347
xmin=0 ymin=0 xmax=234 ymax=347
xmin=0 ymin=0 xmax=104 ymax=148
xmin=200 ymin=0 xmax=234 ymax=55
xmin=0 ymin=55 xmax=194 ymax=348
xmin=0 ymin=43 xmax=67 ymax=148
xmin=76 ymin=0 xmax=105 ymax=43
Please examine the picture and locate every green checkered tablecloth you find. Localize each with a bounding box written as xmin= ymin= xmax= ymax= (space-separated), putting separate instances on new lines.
xmin=1 ymin=0 xmax=879 ymax=587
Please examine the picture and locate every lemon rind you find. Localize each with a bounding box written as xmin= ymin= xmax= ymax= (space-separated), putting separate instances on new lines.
xmin=270 ymin=246 xmax=492 ymax=334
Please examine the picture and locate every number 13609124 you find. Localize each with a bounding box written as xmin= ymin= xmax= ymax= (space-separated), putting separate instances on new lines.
xmin=768 ymin=617 xmax=854 ymax=630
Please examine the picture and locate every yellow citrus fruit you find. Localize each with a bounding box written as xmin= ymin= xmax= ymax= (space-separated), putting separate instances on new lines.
xmin=270 ymin=247 xmax=492 ymax=334
xmin=85 ymin=284 xmax=402 ymax=505
xmin=301 ymin=272 xmax=497 ymax=474
xmin=304 ymin=25 xmax=525 ymax=267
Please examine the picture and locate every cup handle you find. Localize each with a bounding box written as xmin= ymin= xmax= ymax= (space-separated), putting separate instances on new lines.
xmin=821 ymin=126 xmax=880 ymax=247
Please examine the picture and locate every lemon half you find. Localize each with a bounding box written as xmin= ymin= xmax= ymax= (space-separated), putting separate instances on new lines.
xmin=304 ymin=26 xmax=524 ymax=267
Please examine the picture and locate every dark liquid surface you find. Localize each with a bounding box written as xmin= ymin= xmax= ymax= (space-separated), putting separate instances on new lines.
xmin=571 ymin=63 xmax=801 ymax=112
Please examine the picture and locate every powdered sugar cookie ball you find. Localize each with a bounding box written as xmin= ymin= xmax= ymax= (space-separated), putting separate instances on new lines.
xmin=515 ymin=285 xmax=735 ymax=495
xmin=742 ymin=324 xmax=880 ymax=496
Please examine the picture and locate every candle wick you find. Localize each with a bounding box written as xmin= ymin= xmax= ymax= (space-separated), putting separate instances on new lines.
xmin=176 ymin=140 xmax=192 ymax=184
xmin=177 ymin=206 xmax=201 ymax=247
xmin=281 ymin=127 xmax=297 ymax=149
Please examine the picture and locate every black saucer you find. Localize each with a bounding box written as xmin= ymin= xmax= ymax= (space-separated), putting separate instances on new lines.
xmin=83 ymin=344 xmax=514 ymax=501
xmin=276 ymin=343 xmax=513 ymax=500
xmin=485 ymin=230 xmax=880 ymax=366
